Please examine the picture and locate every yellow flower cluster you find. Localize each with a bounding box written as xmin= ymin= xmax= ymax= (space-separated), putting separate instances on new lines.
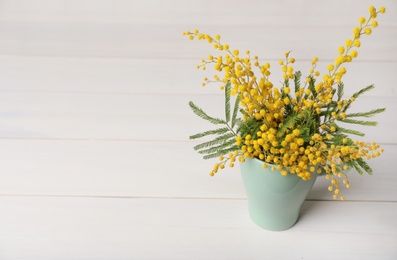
xmin=183 ymin=6 xmax=386 ymax=200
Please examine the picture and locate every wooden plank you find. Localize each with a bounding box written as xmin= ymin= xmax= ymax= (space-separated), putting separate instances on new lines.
xmin=0 ymin=0 xmax=395 ymax=61
xmin=0 ymin=196 xmax=396 ymax=259
xmin=0 ymin=55 xmax=395 ymax=97
xmin=0 ymin=139 xmax=395 ymax=201
xmin=0 ymin=0 xmax=395 ymax=25
xmin=0 ymin=93 xmax=394 ymax=143
xmin=0 ymin=21 xmax=395 ymax=61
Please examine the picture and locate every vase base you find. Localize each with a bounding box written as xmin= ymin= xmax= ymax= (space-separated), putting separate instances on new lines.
xmin=248 ymin=209 xmax=300 ymax=231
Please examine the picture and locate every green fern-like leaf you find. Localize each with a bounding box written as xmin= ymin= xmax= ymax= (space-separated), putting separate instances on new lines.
xmin=198 ymin=139 xmax=236 ymax=155
xmin=352 ymin=84 xmax=375 ymax=99
xmin=329 ymin=134 xmax=349 ymax=146
xmin=238 ymin=116 xmax=262 ymax=139
xmin=356 ymin=157 xmax=373 ymax=175
xmin=338 ymin=118 xmax=377 ymax=126
xmin=225 ymin=81 xmax=231 ymax=122
xmin=193 ymin=132 xmax=236 ymax=150
xmin=337 ymin=127 xmax=365 ymax=137
xmin=276 ymin=113 xmax=300 ymax=138
xmin=231 ymin=94 xmax=240 ymax=128
xmin=189 ymin=84 xmax=241 ymax=160
xmin=307 ymin=76 xmax=317 ymax=98
xmin=343 ymin=85 xmax=375 ymax=112
xmin=294 ymin=71 xmax=302 ymax=94
xmin=189 ymin=127 xmax=230 ymax=139
xmin=337 ymin=83 xmax=344 ymax=101
xmin=203 ymin=146 xmax=239 ymax=160
xmin=346 ymin=108 xmax=385 ymax=118
xmin=323 ymin=98 xmax=337 ymax=122
xmin=189 ymin=101 xmax=226 ymax=125
xmin=351 ymin=161 xmax=364 ymax=175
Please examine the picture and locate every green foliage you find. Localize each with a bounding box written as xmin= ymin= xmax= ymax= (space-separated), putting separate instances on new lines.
xmin=352 ymin=84 xmax=375 ymax=99
xmin=189 ymin=101 xmax=225 ymax=125
xmin=329 ymin=134 xmax=348 ymax=146
xmin=338 ymin=118 xmax=378 ymax=126
xmin=356 ymin=157 xmax=373 ymax=175
xmin=231 ymin=93 xmax=240 ymax=128
xmin=294 ymin=71 xmax=302 ymax=94
xmin=189 ymin=127 xmax=230 ymax=139
xmin=346 ymin=108 xmax=385 ymax=118
xmin=335 ymin=93 xmax=385 ymax=139
xmin=189 ymin=81 xmax=239 ymax=159
xmin=342 ymin=84 xmax=375 ymax=112
xmin=337 ymin=127 xmax=365 ymax=137
xmin=200 ymin=140 xmax=237 ymax=159
xmin=225 ymin=81 xmax=231 ymax=122
xmin=315 ymin=83 xmax=385 ymax=146
xmin=350 ymin=158 xmax=373 ymax=175
xmin=307 ymin=76 xmax=317 ymax=99
xmin=276 ymin=109 xmax=312 ymax=139
xmin=337 ymin=83 xmax=344 ymax=101
xmin=238 ymin=115 xmax=262 ymax=139
xmin=193 ymin=132 xmax=235 ymax=150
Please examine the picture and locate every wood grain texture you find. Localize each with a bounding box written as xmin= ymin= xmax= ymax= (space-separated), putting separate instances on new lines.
xmin=0 ymin=56 xmax=395 ymax=97
xmin=0 ymin=93 xmax=395 ymax=143
xmin=0 ymin=140 xmax=396 ymax=202
xmin=0 ymin=0 xmax=396 ymax=60
xmin=0 ymin=0 xmax=396 ymax=258
xmin=0 ymin=197 xmax=396 ymax=259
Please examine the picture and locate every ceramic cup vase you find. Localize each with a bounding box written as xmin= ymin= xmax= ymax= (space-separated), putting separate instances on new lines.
xmin=240 ymin=158 xmax=317 ymax=231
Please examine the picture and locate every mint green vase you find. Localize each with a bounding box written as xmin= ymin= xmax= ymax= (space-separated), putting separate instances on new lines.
xmin=240 ymin=158 xmax=317 ymax=231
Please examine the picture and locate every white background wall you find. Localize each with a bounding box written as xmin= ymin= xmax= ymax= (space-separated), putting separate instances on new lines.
xmin=0 ymin=0 xmax=396 ymax=259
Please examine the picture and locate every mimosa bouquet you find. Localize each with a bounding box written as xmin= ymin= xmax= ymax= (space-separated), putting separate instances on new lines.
xmin=183 ymin=6 xmax=386 ymax=200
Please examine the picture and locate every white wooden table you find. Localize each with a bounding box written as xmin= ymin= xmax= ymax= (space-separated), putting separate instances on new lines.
xmin=0 ymin=0 xmax=396 ymax=259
